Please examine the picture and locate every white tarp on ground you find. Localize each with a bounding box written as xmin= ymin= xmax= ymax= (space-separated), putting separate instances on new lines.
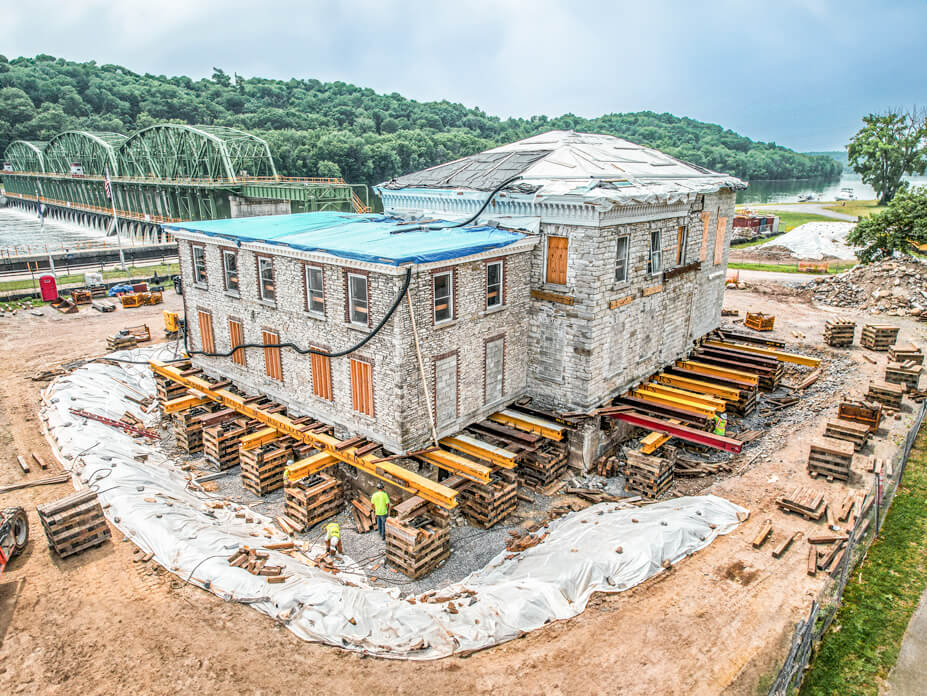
xmin=759 ymin=221 xmax=858 ymax=260
xmin=41 ymin=346 xmax=748 ymax=659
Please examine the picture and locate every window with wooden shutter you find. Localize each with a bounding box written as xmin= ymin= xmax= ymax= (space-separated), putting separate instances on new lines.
xmin=700 ymin=211 xmax=712 ymax=261
xmin=545 ymin=236 xmax=568 ymax=285
xmin=311 ymin=350 xmax=332 ymax=401
xmin=714 ymin=216 xmax=728 ymax=265
xmin=350 ymin=358 xmax=373 ymax=416
xmin=228 ymin=318 xmax=245 ymax=366
xmin=262 ymin=330 xmax=282 ymax=381
xmin=676 ymin=226 xmax=688 ymax=265
xmin=197 ymin=310 xmax=214 ymax=353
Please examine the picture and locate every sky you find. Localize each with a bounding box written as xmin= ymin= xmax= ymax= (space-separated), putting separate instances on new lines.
xmin=2 ymin=0 xmax=926 ymax=151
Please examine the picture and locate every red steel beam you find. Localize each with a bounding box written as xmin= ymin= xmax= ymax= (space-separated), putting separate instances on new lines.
xmin=605 ymin=410 xmax=743 ymax=453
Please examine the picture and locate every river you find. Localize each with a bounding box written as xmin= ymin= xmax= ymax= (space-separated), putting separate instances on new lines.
xmin=737 ymin=172 xmax=927 ymax=205
xmin=0 ymin=206 xmax=115 ymax=257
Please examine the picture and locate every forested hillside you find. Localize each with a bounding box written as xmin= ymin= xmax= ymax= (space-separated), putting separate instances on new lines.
xmin=0 ymin=54 xmax=841 ymax=184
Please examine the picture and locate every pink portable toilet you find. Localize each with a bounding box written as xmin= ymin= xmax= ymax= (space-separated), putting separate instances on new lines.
xmin=39 ymin=274 xmax=59 ymax=301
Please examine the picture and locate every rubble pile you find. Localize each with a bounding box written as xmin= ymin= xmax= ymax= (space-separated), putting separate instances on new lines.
xmin=809 ymin=260 xmax=927 ymax=316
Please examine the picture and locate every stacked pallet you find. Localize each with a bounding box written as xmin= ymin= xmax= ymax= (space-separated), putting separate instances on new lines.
xmin=865 ymin=380 xmax=904 ymax=409
xmin=824 ymin=418 xmax=870 ymax=451
xmin=516 ymin=440 xmax=568 ymax=490
xmin=744 ymin=312 xmax=775 ymax=332
xmin=889 ymin=344 xmax=924 ymax=365
xmin=385 ymin=498 xmax=451 ymax=579
xmin=284 ymin=472 xmax=344 ymax=531
xmin=807 ymin=437 xmax=855 ymax=481
xmin=171 ymin=404 xmax=219 ymax=454
xmin=203 ymin=418 xmax=254 ymax=470
xmin=106 ymin=332 xmax=137 ymax=351
xmin=154 ymin=372 xmax=188 ymax=406
xmin=240 ymin=441 xmax=291 ymax=496
xmin=885 ymin=361 xmax=922 ymax=389
xmin=838 ymin=400 xmax=882 ymax=432
xmin=823 ymin=319 xmax=856 ymax=347
xmin=776 ymin=487 xmax=826 ymax=520
xmin=860 ymin=324 xmax=900 ymax=351
xmin=623 ymin=446 xmax=676 ymax=498
xmin=37 ymin=489 xmax=111 ymax=558
xmin=459 ymin=469 xmax=517 ymax=528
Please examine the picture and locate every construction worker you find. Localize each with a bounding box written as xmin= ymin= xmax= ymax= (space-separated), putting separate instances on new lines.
xmin=325 ymin=521 xmax=342 ymax=556
xmin=371 ymin=483 xmax=391 ymax=540
xmin=713 ymin=413 xmax=727 ymax=436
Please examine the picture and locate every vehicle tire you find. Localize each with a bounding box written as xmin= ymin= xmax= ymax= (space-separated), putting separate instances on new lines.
xmin=2 ymin=507 xmax=29 ymax=555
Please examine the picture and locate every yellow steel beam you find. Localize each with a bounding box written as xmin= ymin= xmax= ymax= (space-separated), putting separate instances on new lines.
xmin=490 ymin=409 xmax=565 ymax=441
xmin=703 ymin=340 xmax=821 ymax=367
xmin=417 ymin=449 xmax=492 ymax=484
xmin=638 ymin=383 xmax=727 ymax=411
xmin=676 ymin=360 xmax=759 ymax=387
xmin=641 ymin=430 xmax=672 ymax=454
xmin=162 ymin=393 xmax=211 ymax=414
xmin=284 ymin=452 xmax=338 ymax=481
xmin=241 ymin=426 xmax=283 ymax=451
xmin=149 ymin=360 xmax=458 ymax=509
xmin=440 ymin=434 xmax=518 ymax=469
xmin=653 ymin=373 xmax=741 ymax=401
xmin=630 ymin=389 xmax=719 ymax=418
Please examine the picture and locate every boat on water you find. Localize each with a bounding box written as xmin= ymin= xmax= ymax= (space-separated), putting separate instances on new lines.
xmin=797 ymin=193 xmax=815 ymax=202
xmin=835 ymin=187 xmax=856 ymax=201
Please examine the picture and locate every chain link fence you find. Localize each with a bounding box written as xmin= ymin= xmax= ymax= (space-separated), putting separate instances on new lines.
xmin=769 ymin=399 xmax=927 ymax=695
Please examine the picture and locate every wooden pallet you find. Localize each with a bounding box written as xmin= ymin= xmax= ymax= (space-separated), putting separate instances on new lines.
xmin=837 ymin=400 xmax=882 ymax=433
xmin=865 ymin=380 xmax=904 ymax=409
xmin=240 ymin=441 xmax=291 ymax=496
xmin=807 ymin=437 xmax=855 ymax=481
xmin=776 ymin=487 xmax=826 ymax=520
xmin=385 ymin=501 xmax=451 ymax=579
xmin=744 ymin=312 xmax=775 ymax=332
xmin=823 ymin=319 xmax=856 ymax=347
xmin=284 ymin=472 xmax=344 ymax=531
xmin=37 ymin=489 xmax=111 ymax=558
xmin=885 ymin=362 xmax=922 ymax=389
xmin=459 ymin=469 xmax=517 ymax=529
xmin=824 ymin=418 xmax=870 ymax=451
xmin=860 ymin=324 xmax=900 ymax=351
xmin=888 ymin=344 xmax=924 ymax=365
xmin=624 ymin=446 xmax=675 ymax=499
xmin=106 ymin=334 xmax=137 ymax=351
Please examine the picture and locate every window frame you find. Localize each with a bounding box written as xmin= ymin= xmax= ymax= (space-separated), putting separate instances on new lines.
xmin=349 ymin=357 xmax=374 ymax=417
xmin=648 ymin=230 xmax=663 ymax=276
xmin=615 ymin=235 xmax=630 ymax=283
xmin=545 ymin=235 xmax=569 ymax=286
xmin=483 ymin=334 xmax=506 ymax=405
xmin=347 ymin=272 xmax=369 ymax=327
xmin=304 ymin=264 xmax=325 ymax=316
xmin=486 ymin=260 xmax=503 ymax=309
xmin=676 ymin=225 xmax=688 ymax=266
xmin=310 ymin=346 xmax=333 ymax=402
xmin=257 ymin=255 xmax=275 ymax=304
xmin=222 ymin=249 xmax=239 ymax=293
xmin=262 ymin=329 xmax=282 ymax=381
xmin=191 ymin=244 xmax=207 ymax=287
xmin=197 ymin=309 xmax=214 ymax=353
xmin=432 ymin=270 xmax=454 ymax=324
xmin=228 ymin=317 xmax=246 ymax=366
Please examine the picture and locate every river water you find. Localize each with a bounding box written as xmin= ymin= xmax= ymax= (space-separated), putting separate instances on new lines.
xmin=737 ymin=172 xmax=927 ymax=205
xmin=0 ymin=206 xmax=114 ymax=257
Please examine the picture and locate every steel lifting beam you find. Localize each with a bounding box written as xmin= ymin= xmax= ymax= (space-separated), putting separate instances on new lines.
xmin=416 ymin=449 xmax=492 ymax=484
xmin=653 ymin=373 xmax=741 ymax=401
xmin=630 ymin=389 xmax=719 ymax=418
xmin=440 ymin=434 xmax=518 ymax=469
xmin=703 ymin=340 xmax=821 ymax=367
xmin=636 ymin=384 xmax=726 ymax=412
xmin=162 ymin=394 xmax=211 ymax=414
xmin=606 ymin=411 xmax=743 ymax=453
xmin=676 ymin=360 xmax=759 ymax=387
xmin=240 ymin=426 xmax=284 ymax=451
xmin=149 ymin=360 xmax=458 ymax=508
xmin=641 ymin=430 xmax=673 ymax=454
xmin=284 ymin=452 xmax=338 ymax=481
xmin=490 ymin=409 xmax=565 ymax=441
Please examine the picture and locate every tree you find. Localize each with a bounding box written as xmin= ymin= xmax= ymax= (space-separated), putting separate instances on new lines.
xmin=847 ymin=186 xmax=927 ymax=262
xmin=0 ymin=87 xmax=36 ymax=124
xmin=317 ymin=160 xmax=342 ymax=178
xmin=848 ymin=109 xmax=927 ymax=205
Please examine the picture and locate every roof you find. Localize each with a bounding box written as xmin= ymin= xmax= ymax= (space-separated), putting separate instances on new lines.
xmin=381 ymin=130 xmax=747 ymax=207
xmin=163 ymin=212 xmax=526 ymax=266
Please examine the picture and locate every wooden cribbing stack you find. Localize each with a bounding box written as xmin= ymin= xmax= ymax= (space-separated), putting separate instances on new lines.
xmin=37 ymin=489 xmax=111 ymax=558
xmin=516 ymin=440 xmax=568 ymax=490
xmin=240 ymin=441 xmax=291 ymax=496
xmin=807 ymin=437 xmax=855 ymax=482
xmin=824 ymin=418 xmax=871 ymax=451
xmin=860 ymin=324 xmax=900 ymax=351
xmin=154 ymin=372 xmax=188 ymax=406
xmin=865 ymin=380 xmax=903 ymax=409
xmin=744 ymin=312 xmax=775 ymax=332
xmin=203 ymin=418 xmax=255 ymax=470
xmin=888 ymin=344 xmax=924 ymax=365
xmin=171 ymin=404 xmax=219 ymax=454
xmin=885 ymin=362 xmax=922 ymax=389
xmin=837 ymin=400 xmax=882 ymax=432
xmin=385 ymin=497 xmax=451 ymax=579
xmin=283 ymin=472 xmax=344 ymax=531
xmin=823 ymin=319 xmax=856 ymax=347
xmin=459 ymin=469 xmax=517 ymax=528
xmin=623 ymin=446 xmax=676 ymax=499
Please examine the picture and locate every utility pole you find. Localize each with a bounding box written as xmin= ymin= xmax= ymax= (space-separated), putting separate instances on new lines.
xmin=35 ymin=179 xmax=56 ymax=276
xmin=104 ymin=166 xmax=127 ymax=271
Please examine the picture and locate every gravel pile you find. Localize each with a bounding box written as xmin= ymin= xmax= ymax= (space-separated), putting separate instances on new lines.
xmin=807 ymin=259 xmax=927 ymax=316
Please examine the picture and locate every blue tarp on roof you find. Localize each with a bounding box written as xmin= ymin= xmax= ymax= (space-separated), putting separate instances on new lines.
xmin=162 ymin=212 xmax=525 ymax=266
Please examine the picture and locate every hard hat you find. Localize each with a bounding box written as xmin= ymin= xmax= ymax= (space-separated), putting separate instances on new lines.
xmin=377 ymin=482 xmax=384 ymax=489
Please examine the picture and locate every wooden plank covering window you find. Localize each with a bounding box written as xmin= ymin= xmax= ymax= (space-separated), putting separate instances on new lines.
xmin=311 ymin=351 xmax=332 ymax=401
xmin=546 ymin=236 xmax=568 ymax=285
xmin=700 ymin=211 xmax=712 ymax=261
xmin=714 ymin=216 xmax=728 ymax=265
xmin=262 ymin=330 xmax=282 ymax=381
xmin=676 ymin=226 xmax=687 ymax=265
xmin=350 ymin=358 xmax=374 ymax=416
xmin=228 ymin=318 xmax=245 ymax=366
xmin=197 ymin=311 xmax=214 ymax=353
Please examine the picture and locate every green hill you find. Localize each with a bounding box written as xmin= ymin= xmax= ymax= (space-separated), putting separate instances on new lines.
xmin=0 ymin=54 xmax=841 ymax=185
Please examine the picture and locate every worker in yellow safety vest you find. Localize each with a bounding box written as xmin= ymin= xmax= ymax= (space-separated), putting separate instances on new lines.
xmin=325 ymin=521 xmax=342 ymax=556
xmin=371 ymin=483 xmax=391 ymax=540
xmin=713 ymin=413 xmax=727 ymax=436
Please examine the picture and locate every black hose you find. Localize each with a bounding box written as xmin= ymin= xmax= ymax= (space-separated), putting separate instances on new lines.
xmin=183 ymin=266 xmax=412 ymax=360
xmin=426 ymin=174 xmax=522 ymax=230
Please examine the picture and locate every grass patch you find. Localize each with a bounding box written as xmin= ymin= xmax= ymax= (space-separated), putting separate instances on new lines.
xmin=728 ymin=261 xmax=855 ymax=275
xmin=0 ymin=263 xmax=179 ymax=293
xmin=799 ymin=422 xmax=927 ymax=695
xmin=822 ymin=199 xmax=885 ymax=219
xmin=774 ymin=211 xmax=842 ymax=231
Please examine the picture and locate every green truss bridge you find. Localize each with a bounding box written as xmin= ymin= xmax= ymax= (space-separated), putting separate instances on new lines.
xmin=1 ymin=124 xmax=369 ymax=244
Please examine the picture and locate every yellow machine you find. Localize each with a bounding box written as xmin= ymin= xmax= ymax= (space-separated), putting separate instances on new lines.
xmin=163 ymin=310 xmax=181 ymax=339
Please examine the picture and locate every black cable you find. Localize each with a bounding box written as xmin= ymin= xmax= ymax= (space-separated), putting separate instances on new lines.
xmin=426 ymin=174 xmax=522 ymax=230
xmin=183 ymin=266 xmax=412 ymax=360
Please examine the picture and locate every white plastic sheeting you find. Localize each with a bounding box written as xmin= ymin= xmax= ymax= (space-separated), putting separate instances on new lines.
xmin=42 ymin=346 xmax=749 ymax=659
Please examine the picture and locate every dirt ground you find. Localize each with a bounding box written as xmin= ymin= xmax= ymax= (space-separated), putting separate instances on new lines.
xmin=0 ymin=286 xmax=925 ymax=696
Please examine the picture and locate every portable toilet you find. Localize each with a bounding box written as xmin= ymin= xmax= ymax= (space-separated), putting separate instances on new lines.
xmin=39 ymin=275 xmax=59 ymax=301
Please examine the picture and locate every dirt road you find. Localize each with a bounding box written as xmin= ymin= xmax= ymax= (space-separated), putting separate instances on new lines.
xmin=0 ymin=288 xmax=924 ymax=695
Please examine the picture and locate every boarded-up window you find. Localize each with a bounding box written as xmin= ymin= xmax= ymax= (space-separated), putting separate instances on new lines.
xmin=434 ymin=354 xmax=458 ymax=426
xmin=699 ymin=211 xmax=712 ymax=261
xmin=311 ymin=350 xmax=332 ymax=401
xmin=485 ymin=337 xmax=504 ymax=404
xmin=545 ymin=236 xmax=568 ymax=285
xmin=714 ymin=216 xmax=728 ymax=265
xmin=350 ymin=359 xmax=374 ymax=416
xmin=228 ymin=318 xmax=245 ymax=366
xmin=197 ymin=310 xmax=214 ymax=353
xmin=262 ymin=330 xmax=282 ymax=381
xmin=676 ymin=226 xmax=688 ymax=265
